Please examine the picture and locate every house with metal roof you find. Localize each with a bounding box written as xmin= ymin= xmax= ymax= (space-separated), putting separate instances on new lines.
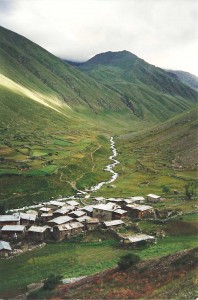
xmin=122 ymin=234 xmax=155 ymax=247
xmin=113 ymin=209 xmax=127 ymax=219
xmin=93 ymin=202 xmax=121 ymax=221
xmin=53 ymin=207 xmax=70 ymax=217
xmin=52 ymin=222 xmax=84 ymax=241
xmin=0 ymin=215 xmax=20 ymax=226
xmin=80 ymin=205 xmax=94 ymax=217
xmin=126 ymin=204 xmax=153 ymax=219
xmin=13 ymin=212 xmax=37 ymax=226
xmin=28 ymin=226 xmax=51 ymax=242
xmin=48 ymin=215 xmax=73 ymax=226
xmin=66 ymin=200 xmax=80 ymax=207
xmin=68 ymin=210 xmax=86 ymax=219
xmin=49 ymin=200 xmax=65 ymax=208
xmin=103 ymin=220 xmax=124 ymax=228
xmin=147 ymin=194 xmax=162 ymax=203
xmin=0 ymin=240 xmax=12 ymax=257
xmin=1 ymin=225 xmax=26 ymax=240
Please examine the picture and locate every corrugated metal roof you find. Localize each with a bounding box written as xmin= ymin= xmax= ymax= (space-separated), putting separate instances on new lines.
xmin=39 ymin=207 xmax=51 ymax=212
xmin=126 ymin=204 xmax=153 ymax=211
xmin=0 ymin=215 xmax=20 ymax=222
xmin=103 ymin=220 xmax=124 ymax=227
xmin=48 ymin=215 xmax=73 ymax=225
xmin=131 ymin=196 xmax=145 ymax=201
xmin=28 ymin=226 xmax=48 ymax=233
xmin=76 ymin=216 xmax=92 ymax=222
xmin=1 ymin=225 xmax=26 ymax=232
xmin=41 ymin=213 xmax=53 ymax=217
xmin=54 ymin=207 xmax=70 ymax=214
xmin=81 ymin=205 xmax=94 ymax=213
xmin=93 ymin=204 xmax=113 ymax=212
xmin=13 ymin=213 xmax=36 ymax=221
xmin=147 ymin=194 xmax=161 ymax=199
xmin=56 ymin=222 xmax=83 ymax=231
xmin=127 ymin=234 xmax=155 ymax=243
xmin=0 ymin=240 xmax=12 ymax=251
xmin=69 ymin=210 xmax=86 ymax=217
xmin=66 ymin=200 xmax=80 ymax=206
xmin=49 ymin=201 xmax=65 ymax=207
xmin=114 ymin=209 xmax=127 ymax=214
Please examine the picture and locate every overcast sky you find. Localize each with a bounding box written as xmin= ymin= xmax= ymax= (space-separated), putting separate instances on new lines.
xmin=0 ymin=0 xmax=198 ymax=75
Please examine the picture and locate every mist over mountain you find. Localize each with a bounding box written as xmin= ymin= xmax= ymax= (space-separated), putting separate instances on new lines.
xmin=166 ymin=70 xmax=198 ymax=91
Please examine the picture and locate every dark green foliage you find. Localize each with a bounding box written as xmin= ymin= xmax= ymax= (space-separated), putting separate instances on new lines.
xmin=162 ymin=185 xmax=170 ymax=194
xmin=43 ymin=273 xmax=63 ymax=290
xmin=185 ymin=181 xmax=197 ymax=200
xmin=118 ymin=253 xmax=140 ymax=270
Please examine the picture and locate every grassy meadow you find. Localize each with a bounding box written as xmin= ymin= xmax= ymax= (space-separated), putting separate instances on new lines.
xmin=0 ymin=219 xmax=197 ymax=297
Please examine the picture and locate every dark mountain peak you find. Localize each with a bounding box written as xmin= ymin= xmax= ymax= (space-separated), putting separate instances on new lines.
xmin=84 ymin=50 xmax=138 ymax=68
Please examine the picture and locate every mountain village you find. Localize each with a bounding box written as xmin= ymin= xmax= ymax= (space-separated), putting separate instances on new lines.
xmin=0 ymin=193 xmax=165 ymax=258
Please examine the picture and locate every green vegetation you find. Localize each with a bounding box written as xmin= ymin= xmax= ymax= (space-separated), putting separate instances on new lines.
xmin=0 ymin=233 xmax=197 ymax=296
xmin=117 ymin=253 xmax=140 ymax=270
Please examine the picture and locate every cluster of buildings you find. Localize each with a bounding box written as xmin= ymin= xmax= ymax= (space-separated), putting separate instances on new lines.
xmin=0 ymin=194 xmax=162 ymax=257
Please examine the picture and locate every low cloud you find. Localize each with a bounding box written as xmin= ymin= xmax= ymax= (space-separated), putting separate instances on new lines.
xmin=0 ymin=0 xmax=197 ymax=75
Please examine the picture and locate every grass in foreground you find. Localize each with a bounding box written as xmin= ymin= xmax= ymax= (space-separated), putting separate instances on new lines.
xmin=0 ymin=233 xmax=197 ymax=297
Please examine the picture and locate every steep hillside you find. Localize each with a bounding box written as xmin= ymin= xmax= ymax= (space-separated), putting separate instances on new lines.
xmin=95 ymin=107 xmax=198 ymax=199
xmin=0 ymin=26 xmax=139 ymax=208
xmin=52 ymin=247 xmax=198 ymax=299
xmin=0 ymin=26 xmax=130 ymax=116
xmin=167 ymin=70 xmax=198 ymax=91
xmin=72 ymin=50 xmax=198 ymax=122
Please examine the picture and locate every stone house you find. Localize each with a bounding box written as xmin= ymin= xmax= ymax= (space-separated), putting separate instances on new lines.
xmin=147 ymin=194 xmax=161 ymax=203
xmin=40 ymin=213 xmax=53 ymax=223
xmin=53 ymin=207 xmax=70 ymax=218
xmin=1 ymin=225 xmax=26 ymax=240
xmin=0 ymin=215 xmax=20 ymax=226
xmin=85 ymin=218 xmax=100 ymax=231
xmin=80 ymin=205 xmax=94 ymax=217
xmin=49 ymin=200 xmax=65 ymax=209
xmin=38 ymin=207 xmax=52 ymax=216
xmin=126 ymin=204 xmax=153 ymax=219
xmin=0 ymin=240 xmax=12 ymax=257
xmin=13 ymin=213 xmax=37 ymax=227
xmin=66 ymin=200 xmax=80 ymax=207
xmin=103 ymin=220 xmax=124 ymax=228
xmin=122 ymin=234 xmax=155 ymax=247
xmin=52 ymin=222 xmax=83 ymax=241
xmin=28 ymin=226 xmax=51 ymax=242
xmin=48 ymin=215 xmax=73 ymax=227
xmin=93 ymin=202 xmax=120 ymax=221
xmin=113 ymin=209 xmax=127 ymax=219
xmin=68 ymin=210 xmax=86 ymax=219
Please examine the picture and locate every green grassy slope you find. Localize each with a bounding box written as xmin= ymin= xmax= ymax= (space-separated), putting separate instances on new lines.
xmin=0 ymin=26 xmax=129 ymax=113
xmin=94 ymin=107 xmax=197 ymax=198
xmin=74 ymin=50 xmax=198 ymax=121
xmin=0 ymin=26 xmax=140 ymax=207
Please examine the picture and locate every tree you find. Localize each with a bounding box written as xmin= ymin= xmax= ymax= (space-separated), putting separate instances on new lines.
xmin=185 ymin=181 xmax=197 ymax=200
xmin=162 ymin=185 xmax=170 ymax=194
xmin=118 ymin=253 xmax=140 ymax=270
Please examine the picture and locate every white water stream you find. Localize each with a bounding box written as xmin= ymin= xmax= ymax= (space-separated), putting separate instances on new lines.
xmin=8 ymin=137 xmax=119 ymax=212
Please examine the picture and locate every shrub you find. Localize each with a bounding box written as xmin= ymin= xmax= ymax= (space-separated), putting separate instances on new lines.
xmin=43 ymin=273 xmax=63 ymax=290
xmin=117 ymin=253 xmax=140 ymax=270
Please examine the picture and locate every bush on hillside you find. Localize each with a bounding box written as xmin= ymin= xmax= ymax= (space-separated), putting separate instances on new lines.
xmin=43 ymin=273 xmax=63 ymax=290
xmin=118 ymin=253 xmax=140 ymax=270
